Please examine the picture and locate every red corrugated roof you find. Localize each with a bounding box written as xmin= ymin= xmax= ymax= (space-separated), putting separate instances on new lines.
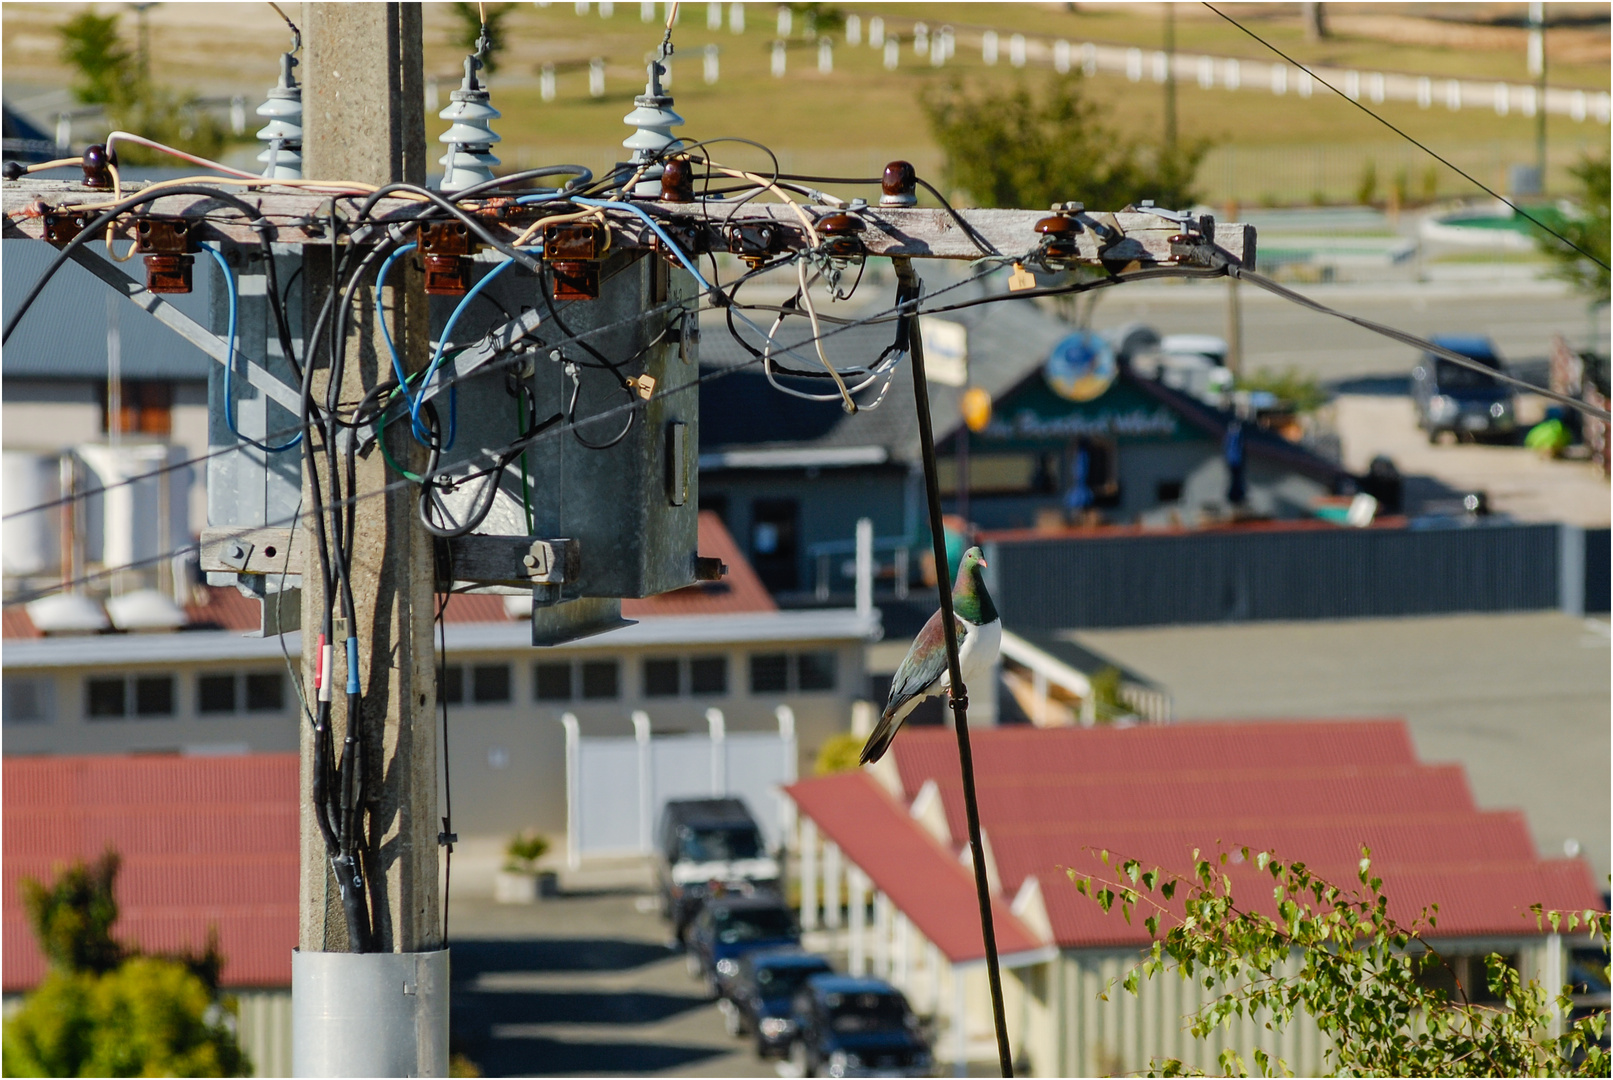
xmin=815 ymin=722 xmax=1602 ymax=951
xmin=2 ymin=755 xmax=298 ymax=991
xmin=891 ymin=720 xmax=1417 ymax=802
xmin=784 ymin=772 xmax=1045 ymax=963
xmin=183 ymin=586 xmax=263 ymax=632
xmin=441 ymin=593 xmax=510 ymax=623
xmin=623 ymin=512 xmax=777 ymax=617
xmin=2 ymin=608 xmax=42 ymax=638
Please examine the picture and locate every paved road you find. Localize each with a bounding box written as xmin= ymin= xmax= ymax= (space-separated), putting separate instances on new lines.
xmin=449 ymin=890 xmax=772 ymax=1078
xmin=1071 ymin=611 xmax=1613 ymax=883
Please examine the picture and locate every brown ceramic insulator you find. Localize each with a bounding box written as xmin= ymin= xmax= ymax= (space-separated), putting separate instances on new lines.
xmin=880 ymin=160 xmax=917 ymax=207
xmin=816 ymin=212 xmax=866 ymax=236
xmin=422 ymin=254 xmax=470 ymax=295
xmin=660 ymin=157 xmax=695 ymax=203
xmin=1033 ymin=215 xmax=1078 ymax=236
xmin=81 ymin=144 xmax=112 ymax=189
xmin=144 ymin=254 xmax=194 ymax=294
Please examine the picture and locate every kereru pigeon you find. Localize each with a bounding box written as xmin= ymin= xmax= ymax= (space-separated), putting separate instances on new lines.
xmin=860 ymin=545 xmax=1001 ymax=765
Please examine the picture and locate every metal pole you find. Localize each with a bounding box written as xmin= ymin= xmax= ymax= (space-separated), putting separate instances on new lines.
xmin=894 ymin=257 xmax=1014 ymax=1077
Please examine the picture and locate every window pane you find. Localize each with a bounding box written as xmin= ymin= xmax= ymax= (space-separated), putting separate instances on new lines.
xmin=797 ymin=652 xmax=837 ymax=692
xmin=534 ymin=663 xmax=572 ymax=702
xmin=581 ymin=661 xmax=619 ymax=700
xmin=134 ymin=676 xmax=175 ymax=717
xmin=690 ymin=656 xmax=727 ymax=696
xmin=87 ymin=678 xmax=126 ymax=719
xmin=3 ymin=677 xmax=55 ymax=724
xmin=749 ymin=654 xmax=788 ymax=694
xmin=643 ymin=658 xmax=681 ymax=698
xmin=198 ymin=674 xmax=236 ymax=714
xmin=245 ymin=673 xmax=284 ymax=712
xmin=472 ymin=664 xmax=512 ymax=704
xmin=438 ymin=665 xmax=464 ymax=705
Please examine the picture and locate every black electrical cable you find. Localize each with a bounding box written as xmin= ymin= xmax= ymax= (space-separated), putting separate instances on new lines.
xmin=1202 ymin=1 xmax=1609 ymax=274
xmin=436 ymin=560 xmax=455 ymax=945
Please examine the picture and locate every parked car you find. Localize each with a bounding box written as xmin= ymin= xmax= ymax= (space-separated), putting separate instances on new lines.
xmin=786 ymin=974 xmax=934 ymax=1078
xmin=1411 ymin=335 xmax=1517 ymax=443
xmin=685 ymin=896 xmax=800 ymax=998
xmin=720 ymin=948 xmax=834 ymax=1053
xmin=654 ymin=797 xmax=779 ymax=942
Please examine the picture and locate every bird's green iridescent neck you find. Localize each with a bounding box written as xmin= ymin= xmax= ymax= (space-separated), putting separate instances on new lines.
xmin=953 ymin=562 xmax=998 ymax=626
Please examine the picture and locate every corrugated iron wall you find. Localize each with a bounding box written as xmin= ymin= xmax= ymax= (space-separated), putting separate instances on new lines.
xmin=1586 ymin=528 xmax=1611 ymax=614
xmin=234 ymin=989 xmax=292 ymax=1078
xmin=988 ymin=523 xmax=1565 ymax=630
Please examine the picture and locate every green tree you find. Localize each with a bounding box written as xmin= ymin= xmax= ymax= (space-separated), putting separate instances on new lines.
xmin=814 ymin=732 xmax=865 ymax=775
xmin=1069 ymin=846 xmax=1610 ymax=1077
xmin=1536 ymin=153 xmax=1611 ymax=302
xmin=922 ymin=73 xmax=1210 ymax=211
xmin=3 ymin=855 xmax=249 ymax=1078
xmin=56 ymin=11 xmax=233 ymax=165
xmin=450 ymin=2 xmax=515 ymax=75
xmin=58 ymin=12 xmax=138 ymax=105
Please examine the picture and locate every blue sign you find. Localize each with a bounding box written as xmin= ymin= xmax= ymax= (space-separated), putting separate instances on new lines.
xmin=1044 ymin=332 xmax=1118 ymax=402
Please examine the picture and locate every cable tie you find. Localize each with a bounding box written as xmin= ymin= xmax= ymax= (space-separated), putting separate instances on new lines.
xmin=345 ymin=637 xmax=360 ymax=696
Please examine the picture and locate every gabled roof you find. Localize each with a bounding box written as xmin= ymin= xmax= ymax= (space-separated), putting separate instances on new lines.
xmin=783 ymin=771 xmax=1045 ymax=964
xmin=793 ymin=721 xmax=1601 ymax=952
xmin=3 ymin=754 xmax=298 ymax=991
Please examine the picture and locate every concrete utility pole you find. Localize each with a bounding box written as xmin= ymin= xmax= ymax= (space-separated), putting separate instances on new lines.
xmin=293 ymin=4 xmax=446 ymax=1075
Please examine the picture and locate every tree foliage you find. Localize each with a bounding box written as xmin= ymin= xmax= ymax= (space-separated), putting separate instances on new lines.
xmin=56 ymin=11 xmax=232 ymax=164
xmin=1535 ymin=154 xmax=1611 ymax=302
xmin=449 ymin=3 xmax=516 ymax=75
xmin=922 ymin=73 xmax=1210 ymax=212
xmin=813 ymin=732 xmax=866 ymax=775
xmin=1068 ymin=846 xmax=1610 ymax=1077
xmin=3 ymin=854 xmax=248 ymax=1078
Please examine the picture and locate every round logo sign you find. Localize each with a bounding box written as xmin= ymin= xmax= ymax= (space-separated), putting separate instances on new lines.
xmin=1043 ymin=331 xmax=1117 ymax=402
xmin=960 ymin=386 xmax=993 ymax=432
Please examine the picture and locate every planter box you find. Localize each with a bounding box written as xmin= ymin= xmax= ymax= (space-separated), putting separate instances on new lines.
xmin=494 ymin=869 xmax=560 ymax=903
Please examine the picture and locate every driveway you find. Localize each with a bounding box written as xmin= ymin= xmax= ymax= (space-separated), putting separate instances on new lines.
xmin=448 ymin=889 xmax=772 ymax=1077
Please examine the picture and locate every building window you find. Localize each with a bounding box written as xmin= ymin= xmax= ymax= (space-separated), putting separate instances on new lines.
xmin=534 ymin=662 xmax=572 ymax=702
xmin=1156 ymin=479 xmax=1184 ymax=503
xmin=750 ymin=654 xmax=789 ymax=694
xmin=244 ymin=673 xmax=285 ymax=712
xmin=796 ymin=652 xmax=837 ymax=692
xmin=198 ymin=674 xmax=236 ymax=714
xmin=99 ymin=380 xmax=173 ymax=437
xmin=87 ymin=675 xmax=174 ymax=720
xmin=643 ymin=658 xmax=681 ymax=698
xmin=581 ymin=660 xmax=619 ymax=700
xmin=750 ymin=498 xmax=800 ymax=592
xmin=471 ymin=664 xmax=512 ymax=704
xmin=690 ymin=656 xmax=727 ymax=696
xmin=3 ymin=677 xmax=56 ymax=724
xmin=439 ymin=665 xmax=464 ymax=705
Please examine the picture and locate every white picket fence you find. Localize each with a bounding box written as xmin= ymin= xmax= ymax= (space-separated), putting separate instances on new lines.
xmin=562 ymin=705 xmax=798 ymax=868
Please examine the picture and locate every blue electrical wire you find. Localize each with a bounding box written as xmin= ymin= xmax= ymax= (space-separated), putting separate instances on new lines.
xmin=375 ymin=241 xmax=418 ymax=403
xmin=566 ymin=197 xmax=718 ymax=293
xmin=204 ymin=244 xmax=301 ymax=452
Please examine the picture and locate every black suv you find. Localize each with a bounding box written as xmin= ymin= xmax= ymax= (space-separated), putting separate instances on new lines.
xmin=786 ymin=974 xmax=934 ymax=1077
xmin=1411 ymin=335 xmax=1517 ymax=443
xmin=655 ymin=797 xmax=778 ymax=942
xmin=721 ymin=948 xmax=834 ymax=1054
xmin=685 ymin=896 xmax=800 ymax=999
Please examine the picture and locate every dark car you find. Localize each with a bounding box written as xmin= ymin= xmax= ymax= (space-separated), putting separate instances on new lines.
xmin=655 ymin=797 xmax=780 ymax=943
xmin=786 ymin=974 xmax=933 ymax=1078
xmin=685 ymin=896 xmax=800 ymax=998
xmin=1411 ymin=335 xmax=1517 ymax=443
xmin=719 ymin=949 xmax=834 ymax=1054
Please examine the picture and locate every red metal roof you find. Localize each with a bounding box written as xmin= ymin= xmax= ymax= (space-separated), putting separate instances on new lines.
xmin=183 ymin=585 xmax=264 ymax=632
xmin=2 ymin=755 xmax=298 ymax=991
xmin=891 ymin=720 xmax=1418 ymax=802
xmin=783 ymin=772 xmax=1045 ymax=964
xmin=2 ymin=608 xmax=42 ymax=638
xmin=802 ymin=722 xmax=1602 ymax=952
xmin=623 ymin=512 xmax=777 ymax=617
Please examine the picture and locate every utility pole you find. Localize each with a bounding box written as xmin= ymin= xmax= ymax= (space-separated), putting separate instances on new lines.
xmin=292 ymin=5 xmax=446 ymax=1076
xmin=1530 ymin=0 xmax=1547 ymax=188
xmin=1162 ymin=3 xmax=1177 ymax=154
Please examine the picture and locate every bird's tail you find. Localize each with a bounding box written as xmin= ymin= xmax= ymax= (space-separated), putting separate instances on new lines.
xmin=858 ymin=707 xmax=905 ymax=765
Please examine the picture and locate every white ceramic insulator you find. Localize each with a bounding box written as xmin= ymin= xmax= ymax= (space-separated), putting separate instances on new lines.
xmin=437 ymin=89 xmax=502 ymax=191
xmin=255 ymin=90 xmax=302 ymax=178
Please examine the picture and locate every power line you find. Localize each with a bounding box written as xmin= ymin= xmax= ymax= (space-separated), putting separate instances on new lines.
xmin=1202 ymin=2 xmax=1610 ymax=274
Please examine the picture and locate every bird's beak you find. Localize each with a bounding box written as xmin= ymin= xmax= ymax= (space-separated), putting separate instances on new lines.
xmin=978 ymin=557 xmax=988 ymax=568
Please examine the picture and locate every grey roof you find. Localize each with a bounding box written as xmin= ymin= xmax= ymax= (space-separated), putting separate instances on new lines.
xmin=698 ymin=287 xmax=1067 ymax=466
xmin=2 ymin=238 xmax=214 ymax=380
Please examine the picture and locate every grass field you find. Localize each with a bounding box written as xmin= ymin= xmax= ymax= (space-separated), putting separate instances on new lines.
xmin=2 ymin=2 xmax=1606 ymax=205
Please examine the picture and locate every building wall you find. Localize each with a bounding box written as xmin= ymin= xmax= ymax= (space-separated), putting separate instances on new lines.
xmin=3 ymin=634 xmax=866 ymax=845
xmin=700 ymin=466 xmax=914 ymax=592
xmin=234 ymin=989 xmax=293 ymax=1079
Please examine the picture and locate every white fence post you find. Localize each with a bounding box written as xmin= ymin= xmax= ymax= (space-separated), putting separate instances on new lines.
xmin=562 ymin=713 xmax=581 ymax=870
xmin=823 ymin=840 xmax=842 ymax=929
xmin=848 ymin=865 xmax=868 ymax=974
xmin=632 ymin=710 xmax=652 ymax=853
xmin=800 ymin=818 xmax=819 ymax=930
xmin=705 ymin=707 xmax=727 ymax=794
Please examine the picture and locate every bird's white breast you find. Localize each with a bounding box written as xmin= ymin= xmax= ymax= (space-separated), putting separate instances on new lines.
xmin=953 ymin=618 xmax=1002 ymax=691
